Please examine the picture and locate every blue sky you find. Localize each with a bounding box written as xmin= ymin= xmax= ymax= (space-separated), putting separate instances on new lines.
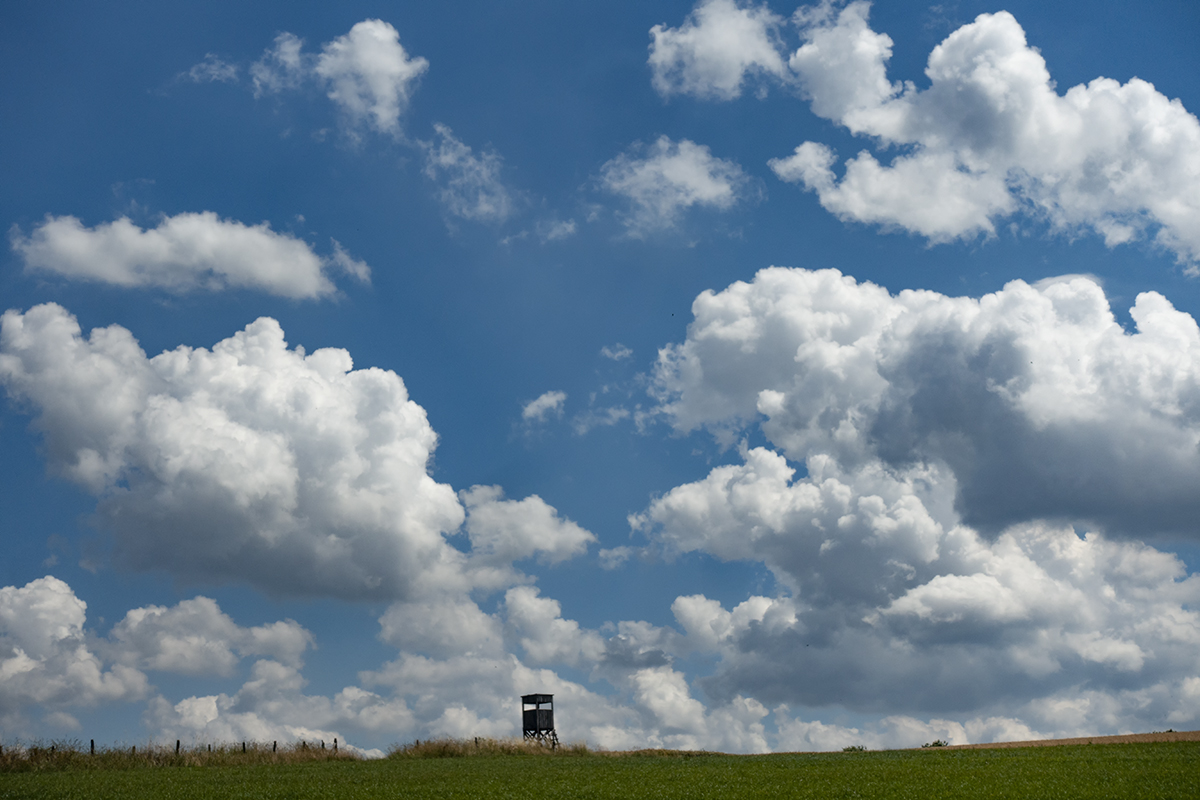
xmin=2 ymin=0 xmax=1200 ymax=754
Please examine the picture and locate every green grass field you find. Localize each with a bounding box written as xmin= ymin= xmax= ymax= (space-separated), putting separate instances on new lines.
xmin=2 ymin=741 xmax=1197 ymax=799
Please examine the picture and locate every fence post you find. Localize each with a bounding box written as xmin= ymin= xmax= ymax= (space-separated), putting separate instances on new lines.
xmin=333 ymin=738 xmax=337 ymax=753
xmin=273 ymin=741 xmax=277 ymax=753
xmin=243 ymin=742 xmax=246 ymax=753
xmin=90 ymin=740 xmax=95 ymax=755
xmin=176 ymin=740 xmax=180 ymax=755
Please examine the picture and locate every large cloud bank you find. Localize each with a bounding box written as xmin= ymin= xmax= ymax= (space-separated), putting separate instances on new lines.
xmin=651 ymin=1 xmax=1200 ymax=264
xmin=653 ymin=267 xmax=1200 ymax=537
xmin=0 ymin=572 xmax=777 ymax=753
xmin=5 ymin=273 xmax=1199 ymax=747
xmin=0 ymin=304 xmax=590 ymax=600
xmin=633 ymin=266 xmax=1200 ymax=739
xmin=11 ymin=212 xmax=368 ymax=298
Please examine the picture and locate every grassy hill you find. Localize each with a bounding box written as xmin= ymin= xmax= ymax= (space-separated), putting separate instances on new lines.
xmin=2 ymin=737 xmax=1197 ymax=799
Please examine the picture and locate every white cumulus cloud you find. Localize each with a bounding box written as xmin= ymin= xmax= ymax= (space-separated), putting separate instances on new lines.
xmin=0 ymin=305 xmax=595 ymax=603
xmin=106 ymin=596 xmax=313 ymax=676
xmin=315 ymin=20 xmax=429 ymax=138
xmin=629 ymin=266 xmax=1200 ymax=736
xmin=0 ymin=577 xmax=148 ymax=727
xmin=634 ymin=447 xmax=1200 ymax=731
xmin=0 ymin=304 xmax=464 ymax=600
xmin=601 ymin=136 xmax=751 ymax=237
xmin=504 ymin=586 xmax=606 ymax=668
xmin=772 ymin=3 xmax=1200 ymax=263
xmin=251 ymin=20 xmax=427 ymax=139
xmin=653 ymin=267 xmax=1200 ymax=538
xmin=461 ymin=485 xmax=596 ymax=575
xmin=378 ymin=596 xmax=504 ymax=660
xmin=145 ymin=658 xmax=408 ymax=752
xmin=11 ymin=212 xmax=368 ymax=298
xmin=649 ymin=0 xmax=787 ymax=100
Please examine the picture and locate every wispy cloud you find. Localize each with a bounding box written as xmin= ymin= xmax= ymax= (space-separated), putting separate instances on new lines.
xmin=522 ymin=390 xmax=567 ymax=423
xmin=181 ymin=53 xmax=239 ymax=84
xmin=601 ymin=136 xmax=751 ymax=236
xmin=422 ymin=124 xmax=517 ymax=223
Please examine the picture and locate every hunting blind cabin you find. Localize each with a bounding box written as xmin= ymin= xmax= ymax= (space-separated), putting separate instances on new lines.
xmin=521 ymin=694 xmax=558 ymax=749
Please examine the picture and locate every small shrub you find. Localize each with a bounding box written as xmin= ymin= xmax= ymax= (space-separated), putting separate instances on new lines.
xmin=922 ymin=739 xmax=949 ymax=748
xmin=842 ymin=745 xmax=866 ymax=752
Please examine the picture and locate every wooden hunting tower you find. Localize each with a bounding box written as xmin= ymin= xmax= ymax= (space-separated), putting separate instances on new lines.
xmin=521 ymin=693 xmax=558 ymax=749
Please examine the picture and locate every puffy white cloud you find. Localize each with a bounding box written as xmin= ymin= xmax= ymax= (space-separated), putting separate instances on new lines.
xmin=0 ymin=577 xmax=148 ymax=725
xmin=649 ymin=0 xmax=787 ymax=100
xmin=504 ymin=586 xmax=605 ymax=667
xmin=107 ymin=596 xmax=313 ymax=676
xmin=522 ymin=390 xmax=566 ymax=423
xmin=0 ymin=305 xmax=596 ymax=602
xmin=0 ymin=304 xmax=465 ymax=600
xmin=146 ymin=659 xmax=407 ymax=753
xmin=353 ymin=637 xmax=773 ymax=752
xmin=11 ymin=212 xmax=368 ymax=298
xmin=626 ymin=265 xmax=1200 ymax=736
xmin=671 ymin=593 xmax=792 ymax=653
xmin=315 ymin=20 xmax=429 ymax=138
xmin=360 ymin=652 xmax=635 ymax=745
xmin=632 ymin=665 xmax=708 ymax=733
xmin=653 ymin=267 xmax=1200 ymax=538
xmin=774 ymin=4 xmax=1200 ymax=263
xmin=461 ymin=485 xmax=596 ymax=587
xmin=771 ymin=142 xmax=1013 ymax=241
xmin=421 ymin=124 xmax=516 ymax=224
xmin=600 ymin=136 xmax=751 ymax=237
xmin=785 ymin=1 xmax=897 ymax=126
xmin=251 ymin=20 xmax=427 ymax=139
xmin=635 ymin=447 xmax=1200 ymax=724
xmin=378 ymin=596 xmax=504 ymax=659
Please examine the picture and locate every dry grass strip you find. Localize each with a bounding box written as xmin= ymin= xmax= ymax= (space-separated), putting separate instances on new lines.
xmin=936 ymin=730 xmax=1200 ymax=750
